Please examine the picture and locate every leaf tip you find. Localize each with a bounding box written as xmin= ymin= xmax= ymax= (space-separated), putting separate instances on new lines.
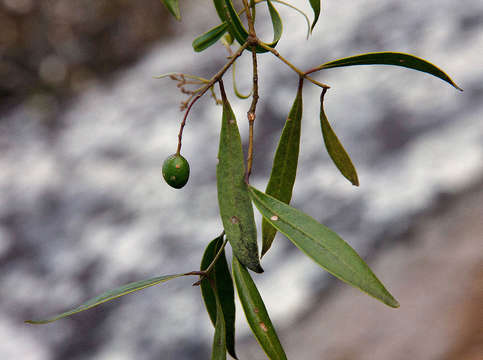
xmin=351 ymin=176 xmax=360 ymax=187
xmin=252 ymin=264 xmax=264 ymax=274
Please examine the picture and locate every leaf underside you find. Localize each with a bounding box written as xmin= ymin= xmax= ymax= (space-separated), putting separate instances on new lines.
xmin=248 ymin=186 xmax=400 ymax=308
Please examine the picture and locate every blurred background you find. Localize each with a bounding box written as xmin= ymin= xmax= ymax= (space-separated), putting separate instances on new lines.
xmin=1 ymin=0 xmax=482 ymax=359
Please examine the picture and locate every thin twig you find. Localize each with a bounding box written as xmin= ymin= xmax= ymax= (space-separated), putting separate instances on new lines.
xmin=245 ymin=48 xmax=259 ymax=183
xmin=241 ymin=0 xmax=260 ymax=184
xmin=176 ymin=42 xmax=249 ymax=155
xmin=257 ymin=42 xmax=331 ymax=89
xmin=192 ymin=234 xmax=228 ymax=286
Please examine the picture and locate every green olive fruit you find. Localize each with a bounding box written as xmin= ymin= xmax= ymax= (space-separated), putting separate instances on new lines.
xmin=162 ymin=153 xmax=190 ymax=189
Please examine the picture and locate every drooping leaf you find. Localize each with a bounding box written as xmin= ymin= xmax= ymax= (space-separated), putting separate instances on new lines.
xmin=211 ymin=286 xmax=227 ymax=360
xmin=313 ymin=52 xmax=462 ymax=90
xmin=232 ymin=257 xmax=287 ymax=360
xmin=319 ymin=89 xmax=359 ymax=186
xmin=308 ymin=0 xmax=320 ymax=32
xmin=193 ymin=23 xmax=229 ymax=52
xmin=248 ymin=186 xmax=400 ymax=308
xmin=213 ymin=0 xmax=282 ymax=53
xmin=262 ymin=79 xmax=304 ymax=256
xmin=26 ymin=274 xmax=185 ymax=324
xmin=160 ymin=0 xmax=181 ymax=21
xmin=272 ymin=0 xmax=311 ymax=39
xmin=217 ymin=81 xmax=262 ymax=273
xmin=232 ymin=60 xmax=252 ymax=99
xmin=201 ymin=235 xmax=237 ymax=359
xmin=265 ymin=0 xmax=283 ymax=49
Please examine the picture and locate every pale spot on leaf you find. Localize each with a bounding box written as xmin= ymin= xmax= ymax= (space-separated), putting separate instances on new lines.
xmin=231 ymin=216 xmax=239 ymax=224
xmin=270 ymin=215 xmax=279 ymax=221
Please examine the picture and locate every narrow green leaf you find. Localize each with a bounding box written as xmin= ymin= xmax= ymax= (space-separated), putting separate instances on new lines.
xmin=262 ymin=79 xmax=304 ymax=256
xmin=232 ymin=60 xmax=253 ymax=100
xmin=212 ymin=287 xmax=227 ymax=360
xmin=201 ymin=235 xmax=238 ymax=359
xmin=213 ymin=0 xmax=282 ymax=53
xmin=248 ymin=186 xmax=400 ymax=308
xmin=232 ymin=257 xmax=287 ymax=360
xmin=319 ymin=89 xmax=359 ymax=186
xmin=193 ymin=23 xmax=229 ymax=52
xmin=308 ymin=0 xmax=320 ymax=32
xmin=271 ymin=0 xmax=311 ymax=39
xmin=217 ymin=81 xmax=263 ymax=273
xmin=314 ymin=52 xmax=462 ymax=90
xmin=26 ymin=274 xmax=185 ymax=324
xmin=160 ymin=0 xmax=181 ymax=21
xmin=265 ymin=0 xmax=283 ymax=48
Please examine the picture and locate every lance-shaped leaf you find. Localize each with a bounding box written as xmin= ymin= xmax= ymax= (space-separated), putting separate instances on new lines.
xmin=26 ymin=274 xmax=185 ymax=324
xmin=262 ymin=79 xmax=304 ymax=256
xmin=160 ymin=0 xmax=181 ymax=21
xmin=232 ymin=257 xmax=287 ymax=360
xmin=319 ymin=89 xmax=359 ymax=186
xmin=211 ymin=287 xmax=227 ymax=360
xmin=217 ymin=81 xmax=263 ymax=273
xmin=193 ymin=23 xmax=229 ymax=52
xmin=308 ymin=0 xmax=321 ymax=32
xmin=248 ymin=186 xmax=400 ymax=308
xmin=213 ymin=0 xmax=282 ymax=53
xmin=312 ymin=52 xmax=462 ymax=90
xmin=201 ymin=235 xmax=237 ymax=359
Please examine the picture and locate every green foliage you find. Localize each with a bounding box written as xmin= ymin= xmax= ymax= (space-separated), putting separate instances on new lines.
xmin=249 ymin=186 xmax=399 ymax=308
xmin=262 ymin=78 xmax=304 ymax=256
xmin=160 ymin=0 xmax=181 ymax=21
xmin=232 ymin=257 xmax=287 ymax=359
xmin=27 ymin=1 xmax=462 ymax=358
xmin=217 ymin=82 xmax=262 ymax=273
xmin=193 ymin=23 xmax=229 ymax=52
xmin=314 ymin=52 xmax=462 ymax=90
xmin=319 ymin=89 xmax=359 ymax=186
xmin=26 ymin=274 xmax=185 ymax=324
xmin=211 ymin=289 xmax=227 ymax=360
xmin=201 ymin=235 xmax=238 ymax=359
xmin=308 ymin=0 xmax=321 ymax=31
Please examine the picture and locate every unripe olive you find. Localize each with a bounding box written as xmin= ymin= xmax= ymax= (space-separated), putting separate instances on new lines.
xmin=162 ymin=153 xmax=190 ymax=189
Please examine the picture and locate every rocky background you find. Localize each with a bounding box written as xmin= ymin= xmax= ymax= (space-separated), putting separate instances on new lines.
xmin=1 ymin=1 xmax=482 ymax=359
xmin=0 ymin=0 xmax=174 ymax=115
